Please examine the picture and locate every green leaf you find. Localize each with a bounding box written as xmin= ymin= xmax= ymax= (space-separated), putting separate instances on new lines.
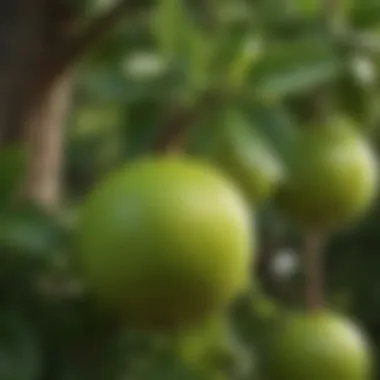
xmin=85 ymin=16 xmax=153 ymax=68
xmin=71 ymin=104 xmax=122 ymax=138
xmin=257 ymin=60 xmax=340 ymax=100
xmin=79 ymin=69 xmax=165 ymax=105
xmin=185 ymin=27 xmax=216 ymax=93
xmin=250 ymin=39 xmax=341 ymax=100
xmin=0 ymin=311 xmax=42 ymax=380
xmin=0 ymin=203 xmax=66 ymax=279
xmin=350 ymin=0 xmax=380 ymax=28
xmin=78 ymin=60 xmax=180 ymax=105
xmin=186 ymin=99 xmax=297 ymax=177
xmin=153 ymin=0 xmax=190 ymax=61
xmin=0 ymin=146 xmax=27 ymax=207
xmin=122 ymin=98 xmax=168 ymax=158
xmin=225 ymin=35 xmax=264 ymax=89
xmin=152 ymin=0 xmax=215 ymax=93
xmin=174 ymin=314 xmax=251 ymax=380
xmin=335 ymin=55 xmax=378 ymax=130
xmin=198 ymin=108 xmax=285 ymax=205
xmin=254 ymin=0 xmax=294 ymax=26
xmin=242 ymin=101 xmax=298 ymax=161
xmin=292 ymin=0 xmax=322 ymax=16
xmin=293 ymin=0 xmax=352 ymax=20
xmin=77 ymin=68 xmax=131 ymax=103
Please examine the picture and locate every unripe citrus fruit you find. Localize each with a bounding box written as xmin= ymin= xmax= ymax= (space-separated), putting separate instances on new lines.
xmin=261 ymin=310 xmax=373 ymax=380
xmin=277 ymin=119 xmax=378 ymax=230
xmin=209 ymin=113 xmax=283 ymax=206
xmin=77 ymin=155 xmax=254 ymax=330
xmin=176 ymin=314 xmax=251 ymax=380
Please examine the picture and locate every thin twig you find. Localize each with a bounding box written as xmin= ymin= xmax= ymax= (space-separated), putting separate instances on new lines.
xmin=302 ymin=232 xmax=326 ymax=312
xmin=155 ymin=106 xmax=198 ymax=153
xmin=155 ymin=92 xmax=221 ymax=152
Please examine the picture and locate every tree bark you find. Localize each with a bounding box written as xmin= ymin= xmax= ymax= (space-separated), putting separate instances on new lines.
xmin=0 ymin=0 xmax=44 ymax=142
xmin=23 ymin=73 xmax=73 ymax=210
xmin=0 ymin=0 xmax=76 ymax=209
xmin=0 ymin=0 xmax=150 ymax=209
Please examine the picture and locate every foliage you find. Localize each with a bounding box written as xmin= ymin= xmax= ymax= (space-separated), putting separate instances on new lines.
xmin=2 ymin=0 xmax=380 ymax=379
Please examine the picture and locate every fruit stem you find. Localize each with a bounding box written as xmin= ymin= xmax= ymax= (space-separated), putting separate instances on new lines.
xmin=155 ymin=104 xmax=197 ymax=153
xmin=302 ymin=231 xmax=326 ymax=312
xmin=309 ymin=89 xmax=333 ymax=127
xmin=155 ymin=92 xmax=220 ymax=153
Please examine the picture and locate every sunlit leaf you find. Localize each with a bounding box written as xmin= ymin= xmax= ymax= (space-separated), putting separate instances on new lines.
xmin=153 ymin=0 xmax=190 ymax=60
xmin=242 ymin=101 xmax=298 ymax=161
xmin=226 ymin=35 xmax=264 ymax=88
xmin=250 ymin=39 xmax=342 ymax=99
xmin=152 ymin=0 xmax=216 ymax=93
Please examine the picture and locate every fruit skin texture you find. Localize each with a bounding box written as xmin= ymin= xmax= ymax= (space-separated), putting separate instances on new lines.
xmin=261 ymin=311 xmax=373 ymax=380
xmin=277 ymin=120 xmax=378 ymax=230
xmin=77 ymin=155 xmax=254 ymax=331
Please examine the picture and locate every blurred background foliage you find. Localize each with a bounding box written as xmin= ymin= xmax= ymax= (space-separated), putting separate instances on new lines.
xmin=3 ymin=0 xmax=380 ymax=379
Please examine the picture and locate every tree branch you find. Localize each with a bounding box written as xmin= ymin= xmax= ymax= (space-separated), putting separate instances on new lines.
xmin=155 ymin=92 xmax=221 ymax=152
xmin=42 ymin=0 xmax=151 ymax=85
xmin=63 ymin=0 xmax=151 ymax=64
xmin=302 ymin=232 xmax=326 ymax=312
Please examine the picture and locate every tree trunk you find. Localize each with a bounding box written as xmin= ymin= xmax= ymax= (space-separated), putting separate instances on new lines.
xmin=0 ymin=0 xmax=43 ymax=142
xmin=24 ymin=73 xmax=73 ymax=210
xmin=0 ymin=0 xmax=76 ymax=209
xmin=0 ymin=0 xmax=145 ymax=209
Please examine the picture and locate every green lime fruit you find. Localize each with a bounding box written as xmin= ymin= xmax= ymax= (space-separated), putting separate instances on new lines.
xmin=261 ymin=310 xmax=373 ymax=380
xmin=77 ymin=155 xmax=254 ymax=330
xmin=209 ymin=113 xmax=284 ymax=206
xmin=176 ymin=314 xmax=233 ymax=369
xmin=175 ymin=314 xmax=250 ymax=380
xmin=277 ymin=118 xmax=378 ymax=230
